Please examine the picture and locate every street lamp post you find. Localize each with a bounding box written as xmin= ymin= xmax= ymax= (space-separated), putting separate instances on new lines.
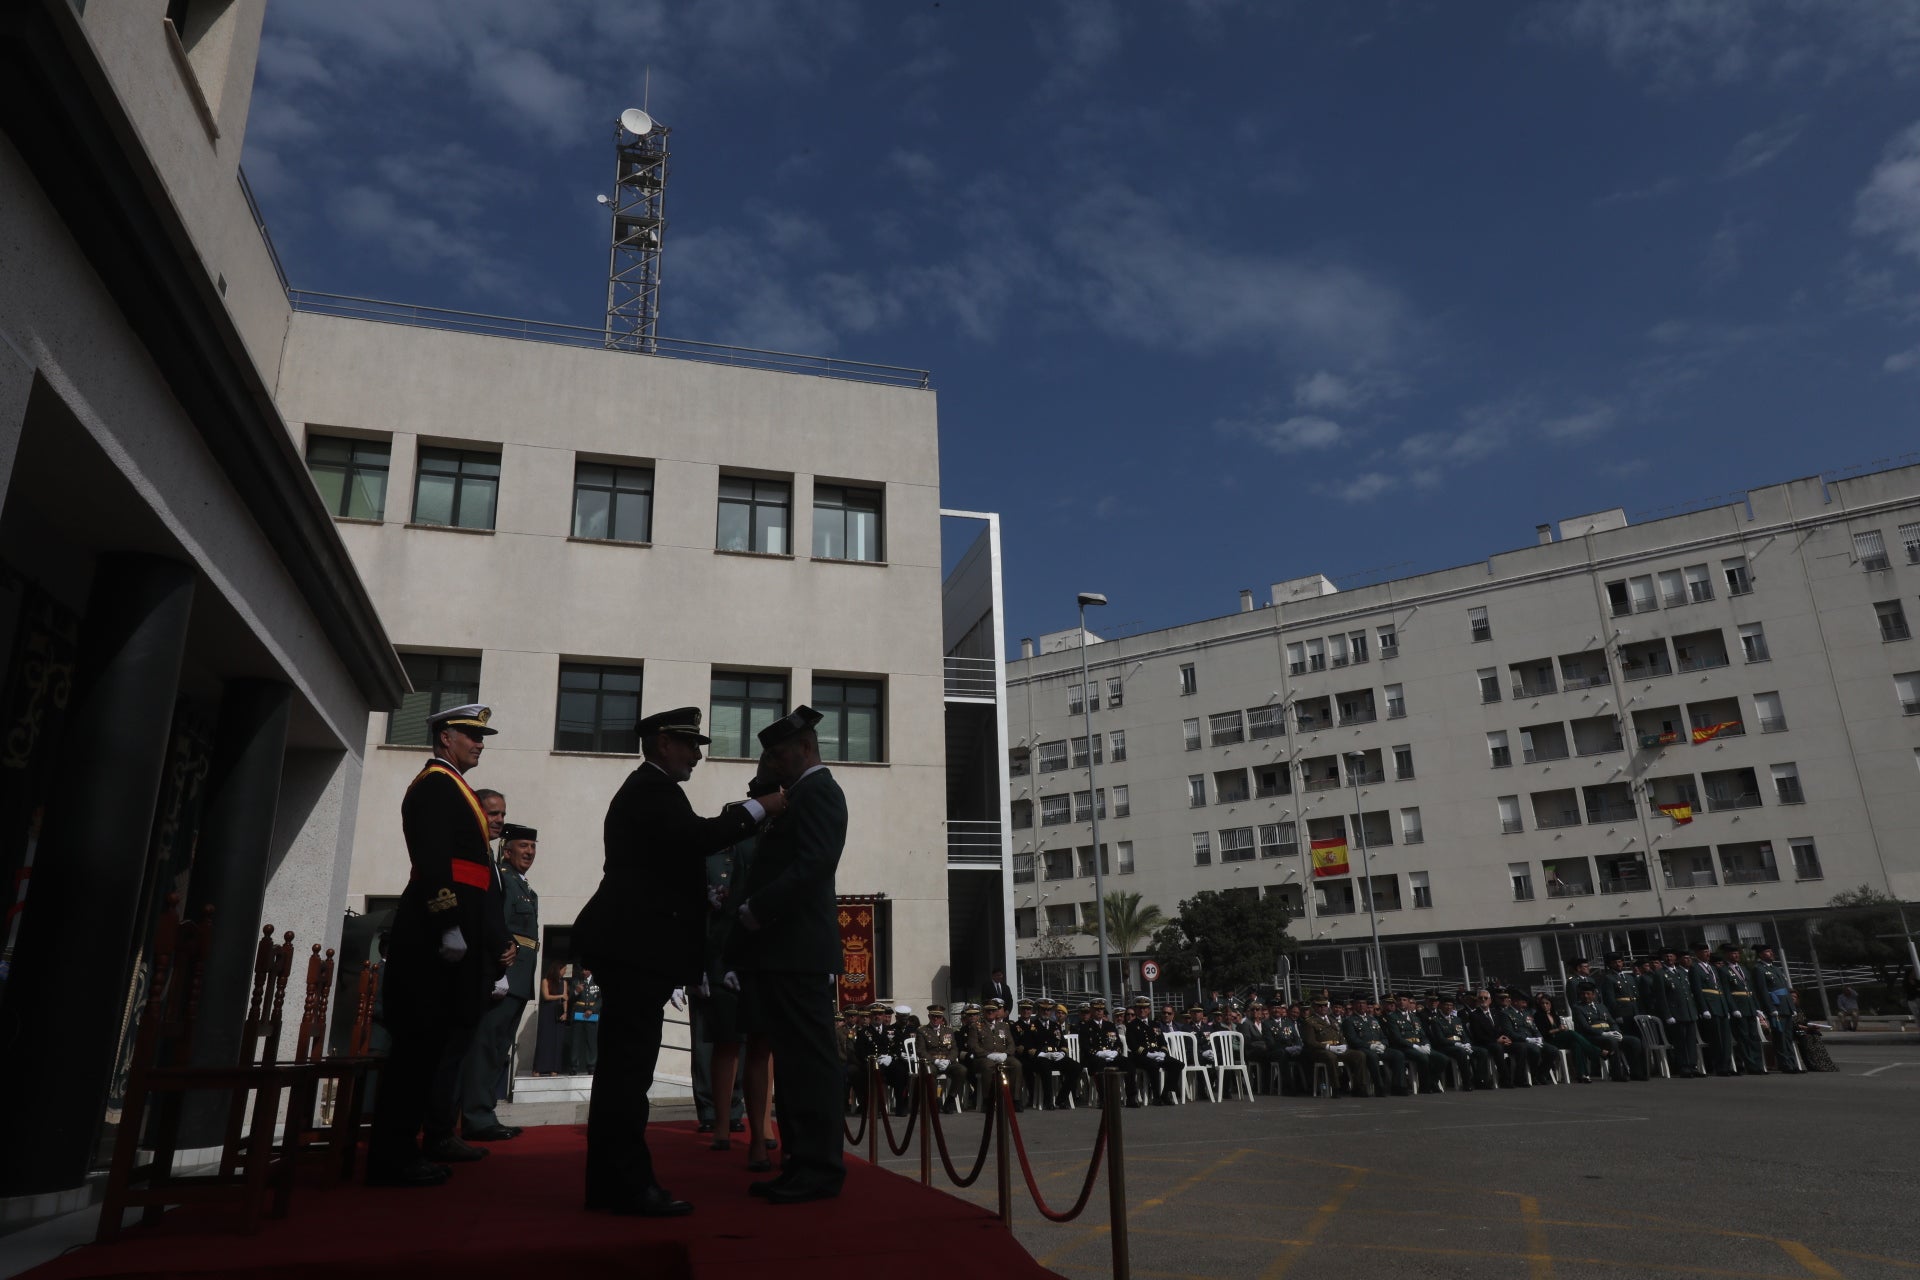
xmin=1346 ymin=751 xmax=1388 ymax=1000
xmin=1078 ymin=592 xmax=1113 ymax=1012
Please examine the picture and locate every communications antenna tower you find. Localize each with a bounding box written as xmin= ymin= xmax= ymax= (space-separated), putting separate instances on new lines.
xmin=600 ymin=105 xmax=669 ymax=352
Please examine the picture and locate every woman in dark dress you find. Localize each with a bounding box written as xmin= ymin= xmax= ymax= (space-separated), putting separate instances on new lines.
xmin=706 ymin=768 xmax=779 ymax=1167
xmin=1532 ymin=992 xmax=1602 ymax=1082
xmin=533 ymin=959 xmax=568 ymax=1075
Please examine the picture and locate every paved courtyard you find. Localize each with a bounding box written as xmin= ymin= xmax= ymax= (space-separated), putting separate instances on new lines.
xmin=873 ymin=1042 xmax=1920 ymax=1280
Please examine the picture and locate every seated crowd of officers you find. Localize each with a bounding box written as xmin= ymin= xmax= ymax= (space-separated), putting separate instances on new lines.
xmin=836 ymin=940 xmax=1813 ymax=1112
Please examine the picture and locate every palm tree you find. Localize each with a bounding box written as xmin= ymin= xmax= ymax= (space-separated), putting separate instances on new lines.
xmin=1080 ymin=890 xmax=1167 ymax=996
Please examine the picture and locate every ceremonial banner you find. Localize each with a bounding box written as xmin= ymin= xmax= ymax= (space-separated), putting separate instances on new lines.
xmin=1657 ymin=802 xmax=1694 ymax=826
xmin=1690 ymin=721 xmax=1738 ymax=744
xmin=1310 ymin=836 xmax=1350 ymax=878
xmin=835 ymin=895 xmax=878 ymax=1011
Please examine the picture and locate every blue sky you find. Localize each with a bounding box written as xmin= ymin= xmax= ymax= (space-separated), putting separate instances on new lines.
xmin=245 ymin=1 xmax=1920 ymax=646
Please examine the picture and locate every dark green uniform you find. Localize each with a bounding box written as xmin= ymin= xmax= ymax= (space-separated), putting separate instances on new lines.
xmin=1341 ymin=1010 xmax=1405 ymax=1096
xmin=1425 ymin=1007 xmax=1478 ymax=1090
xmin=1689 ymin=952 xmax=1734 ymax=1075
xmin=459 ymin=850 xmax=540 ymax=1135
xmin=1752 ymin=952 xmax=1801 ymax=1073
xmin=1497 ymin=1002 xmax=1545 ymax=1086
xmin=1598 ymin=960 xmax=1641 ymax=1029
xmin=1384 ymin=1008 xmax=1439 ymax=1093
xmin=1572 ymin=996 xmax=1644 ymax=1079
xmin=1720 ymin=955 xmax=1766 ymax=1074
xmin=1653 ymin=957 xmax=1702 ymax=1076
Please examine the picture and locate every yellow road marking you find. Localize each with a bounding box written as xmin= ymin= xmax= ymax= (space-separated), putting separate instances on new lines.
xmin=1034 ymin=1146 xmax=1252 ymax=1269
xmin=1518 ymin=1194 xmax=1554 ymax=1280
xmin=1829 ymin=1248 xmax=1920 ymax=1272
xmin=1257 ymin=1165 xmax=1368 ymax=1280
xmin=1778 ymin=1240 xmax=1846 ymax=1279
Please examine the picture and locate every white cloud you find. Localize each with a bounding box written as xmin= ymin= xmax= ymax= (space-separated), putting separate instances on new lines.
xmin=1294 ymin=370 xmax=1356 ymax=411
xmin=468 ymin=45 xmax=589 ymax=142
xmin=1721 ymin=115 xmax=1806 ymax=176
xmin=888 ymin=149 xmax=941 ymax=190
xmin=1886 ymin=343 xmax=1920 ymax=372
xmin=1703 ymin=216 xmax=1755 ymax=283
xmin=1225 ymin=414 xmax=1347 ymax=453
xmin=1541 ymin=404 xmax=1618 ymax=440
xmin=1338 ymin=472 xmax=1397 ymax=503
xmin=1855 ymin=120 xmax=1920 ymax=263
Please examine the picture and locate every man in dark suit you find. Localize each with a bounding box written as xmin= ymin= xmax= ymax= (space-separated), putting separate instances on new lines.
xmin=1465 ymin=988 xmax=1511 ymax=1089
xmin=576 ymin=708 xmax=783 ymax=1218
xmin=982 ymin=968 xmax=1014 ymax=1008
xmin=726 ymin=706 xmax=849 ymax=1205
xmin=460 ymin=823 xmax=540 ymax=1143
xmin=369 ymin=704 xmax=511 ymax=1187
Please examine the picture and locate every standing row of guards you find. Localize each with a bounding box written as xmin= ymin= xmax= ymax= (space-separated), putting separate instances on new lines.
xmin=839 ymin=939 xmax=1836 ymax=1116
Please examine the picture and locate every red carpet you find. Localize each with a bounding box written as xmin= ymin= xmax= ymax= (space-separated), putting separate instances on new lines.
xmin=23 ymin=1123 xmax=1059 ymax=1279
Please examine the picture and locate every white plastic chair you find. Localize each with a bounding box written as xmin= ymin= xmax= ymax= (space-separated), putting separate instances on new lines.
xmin=1165 ymin=1031 xmax=1218 ymax=1103
xmin=1210 ymin=1031 xmax=1254 ymax=1100
xmin=1634 ymin=1015 xmax=1671 ymax=1079
xmin=1060 ymin=1032 xmax=1083 ymax=1107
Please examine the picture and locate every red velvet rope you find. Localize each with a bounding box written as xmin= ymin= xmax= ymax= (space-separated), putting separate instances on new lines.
xmin=926 ymin=1071 xmax=997 ymax=1187
xmin=842 ymin=1065 xmax=872 ymax=1145
xmin=875 ymin=1075 xmax=921 ymax=1155
xmin=1001 ymin=1077 xmax=1109 ymax=1223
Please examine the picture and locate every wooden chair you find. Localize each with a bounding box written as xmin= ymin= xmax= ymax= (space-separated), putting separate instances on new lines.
xmin=282 ymin=956 xmax=384 ymax=1178
xmin=98 ymin=904 xmax=303 ymax=1240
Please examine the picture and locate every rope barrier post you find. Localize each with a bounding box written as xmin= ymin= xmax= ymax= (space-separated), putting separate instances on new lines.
xmin=867 ymin=1060 xmax=881 ymax=1166
xmin=1102 ymin=1067 xmax=1131 ymax=1280
xmin=918 ymin=1067 xmax=932 ymax=1186
xmin=994 ymin=1066 xmax=1013 ymax=1229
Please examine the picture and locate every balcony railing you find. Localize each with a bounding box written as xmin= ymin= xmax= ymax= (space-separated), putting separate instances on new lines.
xmin=944 ymin=656 xmax=997 ymax=700
xmin=1386 ymin=701 xmax=1407 ymax=719
xmin=287 ymin=290 xmax=933 ymax=387
xmin=1585 ymin=802 xmax=1637 ymax=823
xmin=1347 ymin=768 xmax=1385 ymax=785
xmin=1722 ymin=866 xmax=1781 ymax=885
xmin=1575 ymin=737 xmax=1626 ymax=757
xmin=1705 ymin=791 xmax=1763 ymax=812
xmin=946 ymin=820 xmax=1003 ymax=866
xmin=1523 ymin=746 xmax=1570 ymax=764
xmin=1620 ymin=660 xmax=1673 ymax=680
xmin=1545 ymin=880 xmax=1594 ymax=898
xmin=1500 ymin=818 xmax=1525 ymax=834
xmin=1600 ymin=875 xmax=1653 ymax=894
xmin=1340 ymin=709 xmax=1378 ymax=726
xmin=1316 ymin=899 xmax=1358 ymax=916
xmin=1677 ymin=652 xmax=1731 ymax=673
xmin=1561 ymin=672 xmax=1611 ymax=690
xmin=1665 ymin=870 xmax=1718 ymax=888
xmin=1402 ymin=831 xmax=1424 ymax=845
xmin=1379 ymin=642 xmax=1399 ymax=660
xmin=1303 ymin=776 xmax=1343 ymax=792
xmin=1535 ymin=809 xmax=1582 ymax=830
xmin=1775 ymin=779 xmax=1806 ymax=805
xmin=1759 ymin=716 xmax=1789 ymax=732
xmin=1512 ymin=680 xmax=1557 ymax=699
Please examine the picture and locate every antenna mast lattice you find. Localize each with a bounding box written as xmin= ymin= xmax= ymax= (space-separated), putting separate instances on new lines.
xmin=602 ymin=109 xmax=670 ymax=352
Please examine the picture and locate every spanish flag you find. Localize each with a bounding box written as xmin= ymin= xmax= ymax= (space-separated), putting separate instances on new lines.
xmin=1657 ymin=802 xmax=1694 ymax=826
xmin=1690 ymin=721 xmax=1738 ymax=744
xmin=1310 ymin=836 xmax=1350 ymax=878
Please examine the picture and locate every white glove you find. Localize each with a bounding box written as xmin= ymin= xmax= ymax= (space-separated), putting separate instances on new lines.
xmin=1098 ymin=1049 xmax=1119 ymax=1061
xmin=669 ymin=987 xmax=688 ymax=1011
xmin=1285 ymin=1046 xmax=1302 ymax=1055
xmin=1701 ymin=1011 xmax=1713 ymax=1019
xmin=988 ymin=1051 xmax=1007 ymax=1063
xmin=723 ymin=971 xmax=741 ymax=992
xmin=1148 ymin=1051 xmax=1166 ymax=1062
xmin=1046 ymin=1051 xmax=1064 ymax=1061
xmin=698 ymin=974 xmax=711 ymax=999
xmin=1666 ymin=1017 xmax=1676 ymax=1024
xmin=438 ymin=927 xmax=467 ymax=962
xmin=491 ymin=976 xmax=510 ymax=998
xmin=1329 ymin=1044 xmax=1347 ymax=1054
xmin=879 ymin=1054 xmax=894 ymax=1066
xmin=1415 ymin=1045 xmax=1432 ymax=1055
xmin=1527 ymin=1037 xmax=1543 ymax=1048
xmin=935 ymin=1058 xmax=950 ymax=1070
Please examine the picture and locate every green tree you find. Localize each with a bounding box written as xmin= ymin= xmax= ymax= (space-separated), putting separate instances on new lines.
xmin=1817 ymin=886 xmax=1911 ymax=1004
xmin=1079 ymin=890 xmax=1166 ymax=995
xmin=1144 ymin=890 xmax=1295 ymax=995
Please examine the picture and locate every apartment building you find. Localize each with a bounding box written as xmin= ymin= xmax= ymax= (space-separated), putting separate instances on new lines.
xmin=1006 ymin=466 xmax=1920 ymax=996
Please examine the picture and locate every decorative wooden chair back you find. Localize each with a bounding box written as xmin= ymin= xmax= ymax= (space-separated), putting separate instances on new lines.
xmin=294 ymin=946 xmax=335 ymax=1064
xmin=239 ymin=927 xmax=296 ymax=1066
xmin=348 ymin=961 xmax=379 ymax=1057
xmin=135 ymin=894 xmax=214 ymax=1072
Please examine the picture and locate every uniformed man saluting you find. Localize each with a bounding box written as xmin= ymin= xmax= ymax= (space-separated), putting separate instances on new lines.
xmin=576 ymin=707 xmax=785 ymax=1218
xmin=368 ymin=704 xmax=512 ymax=1188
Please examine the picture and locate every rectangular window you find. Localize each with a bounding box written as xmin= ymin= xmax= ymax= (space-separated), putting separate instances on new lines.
xmin=1349 ymin=630 xmax=1370 ymax=663
xmin=1877 ymin=600 xmax=1912 ymax=643
xmin=1254 ymin=764 xmax=1289 ymax=798
xmin=1067 ymin=679 xmax=1096 ymax=715
xmin=1041 ymin=794 xmax=1071 ymax=826
xmin=717 ymin=475 xmax=791 ymax=554
xmin=1111 ymin=784 xmax=1130 ymax=818
xmin=1479 ymin=668 xmax=1502 ymax=703
xmin=1520 ymin=934 xmax=1545 ymax=970
xmin=1902 ymin=522 xmax=1920 ymax=565
xmin=1854 ymin=529 xmax=1891 ymax=572
xmin=812 ymin=482 xmax=883 ymax=561
xmin=1306 ymin=638 xmax=1326 ymax=671
xmin=1410 ymin=870 xmax=1432 ymax=910
xmin=1419 ymin=940 xmax=1441 ymax=973
xmin=1219 ymin=827 xmax=1255 ymax=862
xmin=1192 ymin=832 xmax=1212 ymax=865
xmin=1377 ymin=625 xmax=1398 ymax=658
xmin=1046 ymin=904 xmax=1075 ymax=931
xmin=1385 ymin=683 xmax=1406 ymax=718
xmin=388 ymin=653 xmax=481 ymax=747
xmin=1498 ymin=795 xmax=1523 ymax=834
xmin=1013 ymin=854 xmax=1035 ymax=885
xmin=413 ymin=445 xmax=500 ymax=530
xmin=1487 ymin=730 xmax=1511 ymax=769
xmin=306 ymin=434 xmax=389 ymax=520
xmin=1038 ymin=740 xmax=1069 ymax=773
xmin=1770 ymin=762 xmax=1804 ymax=805
xmin=1739 ymin=623 xmax=1770 ymax=663
xmin=1258 ymin=822 xmax=1297 ymax=858
xmin=1659 ymin=568 xmax=1686 ymax=608
xmin=1014 ymin=907 xmax=1037 ymax=939
xmin=1247 ymin=705 xmax=1285 ymax=739
xmin=1072 ymin=789 xmax=1104 ymax=822
xmin=1116 ymin=840 xmax=1135 ymax=874
xmin=813 ymin=676 xmax=884 ymax=763
xmin=1107 ymin=676 xmax=1123 ymax=707
xmin=1011 ymin=800 xmax=1032 ymax=829
xmin=709 ymin=672 xmax=788 ymax=758
xmin=1790 ymin=838 xmax=1823 ymax=881
xmin=1109 ymin=729 xmax=1127 ymax=762
xmin=1510 ymin=861 xmax=1534 ymax=901
xmin=1208 ymin=711 xmax=1244 ymax=746
xmin=1183 ymin=718 xmax=1202 ymax=751
xmin=1399 ymin=807 xmax=1423 ymax=846
xmin=1179 ymin=663 xmax=1198 ymax=695
xmin=554 ymin=662 xmax=643 ymax=753
xmin=1214 ymin=769 xmax=1250 ymax=804
xmin=1684 ymin=563 xmax=1714 ymax=602
xmin=1606 ymin=580 xmax=1631 ymax=618
xmin=1723 ymin=556 xmax=1752 ymax=595
xmin=572 ymin=460 xmax=654 ymax=542
xmin=1009 ymin=747 xmax=1030 ymax=777
xmin=1188 ymin=775 xmax=1207 ymax=808
xmin=1754 ymin=690 xmax=1788 ymax=732
xmin=1393 ymin=744 xmax=1414 ymax=780
xmin=1329 ymin=634 xmax=1350 ymax=668
xmin=1469 ymin=605 xmax=1492 ymax=642
xmin=1629 ymin=575 xmax=1657 ymax=612
xmin=1044 ymin=851 xmax=1073 ymax=882
xmin=1069 ymin=735 xmax=1103 ymax=768
xmin=1286 ymin=641 xmax=1307 ymax=676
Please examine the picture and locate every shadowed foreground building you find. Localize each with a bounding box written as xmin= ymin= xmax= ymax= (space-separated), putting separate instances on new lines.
xmin=1007 ymin=466 xmax=1920 ymax=997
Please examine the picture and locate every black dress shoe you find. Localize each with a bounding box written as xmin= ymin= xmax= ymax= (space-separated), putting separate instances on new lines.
xmin=424 ymin=1137 xmax=488 ymax=1162
xmin=464 ymin=1125 xmax=519 ymax=1142
xmin=729 ymin=1119 xmax=746 ymax=1133
xmin=749 ymin=1175 xmax=796 ymax=1198
xmin=766 ymin=1180 xmax=843 ymax=1205
xmin=696 ymin=1121 xmax=715 ymax=1134
xmin=746 ymin=1158 xmax=773 ymax=1173
xmin=367 ymin=1159 xmax=451 ymax=1188
xmin=590 ymin=1185 xmax=693 ymax=1217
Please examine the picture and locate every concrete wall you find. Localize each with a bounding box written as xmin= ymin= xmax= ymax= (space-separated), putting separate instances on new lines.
xmin=275 ymin=313 xmax=954 ymax=1009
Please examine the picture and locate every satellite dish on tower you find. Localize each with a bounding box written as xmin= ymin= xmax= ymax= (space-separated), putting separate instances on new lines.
xmin=620 ymin=107 xmax=653 ymax=136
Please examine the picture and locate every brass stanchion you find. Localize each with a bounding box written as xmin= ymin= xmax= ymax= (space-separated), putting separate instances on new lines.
xmin=1102 ymin=1067 xmax=1130 ymax=1280
xmin=867 ymin=1059 xmax=880 ymax=1167
xmin=918 ymin=1066 xmax=932 ymax=1185
xmin=994 ymin=1065 xmax=1013 ymax=1228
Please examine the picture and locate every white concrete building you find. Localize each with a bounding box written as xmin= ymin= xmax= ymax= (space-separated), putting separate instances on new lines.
xmin=1006 ymin=467 xmax=1920 ymax=998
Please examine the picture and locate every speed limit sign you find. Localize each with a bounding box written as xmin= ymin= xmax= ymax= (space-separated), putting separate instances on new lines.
xmin=1141 ymin=961 xmax=1160 ymax=982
